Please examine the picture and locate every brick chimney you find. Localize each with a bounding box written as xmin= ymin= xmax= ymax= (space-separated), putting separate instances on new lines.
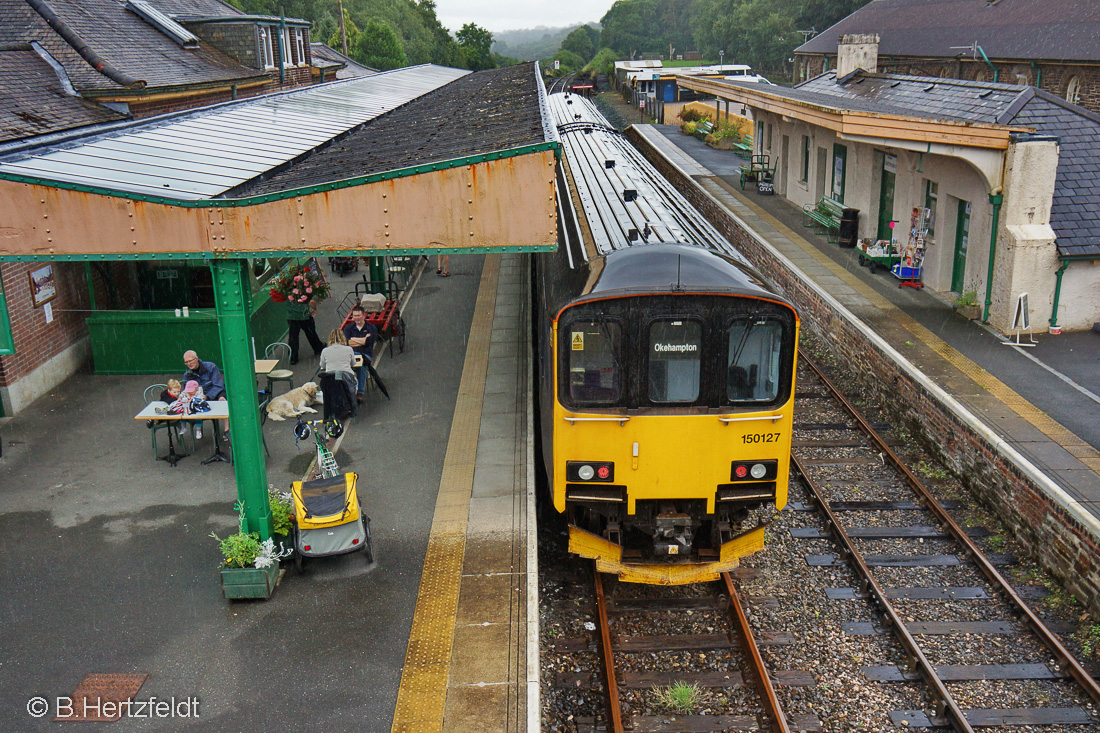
xmin=836 ymin=33 xmax=879 ymax=78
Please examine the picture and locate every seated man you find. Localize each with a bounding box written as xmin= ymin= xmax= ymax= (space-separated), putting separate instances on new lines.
xmin=182 ymin=350 xmax=228 ymax=441
xmin=342 ymin=305 xmax=378 ymax=404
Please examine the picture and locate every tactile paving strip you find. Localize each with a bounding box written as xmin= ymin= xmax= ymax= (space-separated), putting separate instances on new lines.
xmin=391 ymin=255 xmax=500 ymax=733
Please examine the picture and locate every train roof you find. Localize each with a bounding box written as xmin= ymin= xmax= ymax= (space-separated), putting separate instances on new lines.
xmin=568 ymin=243 xmax=792 ymax=306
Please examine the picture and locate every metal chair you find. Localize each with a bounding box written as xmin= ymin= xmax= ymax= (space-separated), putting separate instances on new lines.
xmin=144 ymin=383 xmax=194 ymax=456
xmin=258 ymin=389 xmax=271 ymax=458
xmin=265 ymin=342 xmax=295 ymax=396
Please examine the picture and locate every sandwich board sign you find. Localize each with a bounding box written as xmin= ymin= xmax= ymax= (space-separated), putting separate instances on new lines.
xmin=1004 ymin=292 xmax=1036 ymax=347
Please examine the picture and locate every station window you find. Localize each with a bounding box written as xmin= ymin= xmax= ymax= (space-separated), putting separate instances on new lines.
xmin=648 ymin=319 xmax=702 ymax=403
xmin=800 ymin=135 xmax=810 ymax=183
xmin=726 ymin=317 xmax=783 ymax=403
xmin=1067 ymin=76 xmax=1082 ymax=105
xmin=923 ymin=180 xmax=938 ymax=242
xmin=565 ymin=319 xmax=622 ymax=404
xmin=259 ymin=27 xmax=275 ymax=69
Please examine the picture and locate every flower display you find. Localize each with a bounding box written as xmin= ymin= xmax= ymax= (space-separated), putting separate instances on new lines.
xmin=269 ymin=262 xmax=330 ymax=304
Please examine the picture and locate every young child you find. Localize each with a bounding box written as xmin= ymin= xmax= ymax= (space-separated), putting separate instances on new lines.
xmin=159 ymin=379 xmax=185 ymax=437
xmin=168 ymin=380 xmax=207 ymax=439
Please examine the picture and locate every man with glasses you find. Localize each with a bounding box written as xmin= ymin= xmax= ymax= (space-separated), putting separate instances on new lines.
xmin=342 ymin=306 xmax=378 ymax=403
xmin=182 ymin=350 xmax=228 ymax=441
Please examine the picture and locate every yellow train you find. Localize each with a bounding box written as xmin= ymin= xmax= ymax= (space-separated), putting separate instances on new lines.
xmin=537 ymin=92 xmax=799 ymax=584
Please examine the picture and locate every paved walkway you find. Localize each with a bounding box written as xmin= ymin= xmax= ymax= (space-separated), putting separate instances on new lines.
xmin=634 ymin=123 xmax=1100 ymax=524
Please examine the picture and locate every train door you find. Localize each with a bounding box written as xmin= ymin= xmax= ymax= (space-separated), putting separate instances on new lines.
xmin=951 ymin=199 xmax=971 ymax=293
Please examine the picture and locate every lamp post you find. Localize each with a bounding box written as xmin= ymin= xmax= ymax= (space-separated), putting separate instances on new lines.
xmin=719 ymin=49 xmax=724 ymax=68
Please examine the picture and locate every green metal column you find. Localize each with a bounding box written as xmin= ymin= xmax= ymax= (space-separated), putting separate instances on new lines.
xmin=369 ymin=256 xmax=386 ymax=290
xmin=210 ymin=259 xmax=273 ymax=540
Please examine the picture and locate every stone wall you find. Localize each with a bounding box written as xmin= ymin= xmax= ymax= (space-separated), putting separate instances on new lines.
xmin=625 ymin=126 xmax=1100 ymax=615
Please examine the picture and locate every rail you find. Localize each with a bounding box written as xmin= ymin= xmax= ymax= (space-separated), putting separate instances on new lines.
xmin=593 ymin=565 xmax=624 ymax=733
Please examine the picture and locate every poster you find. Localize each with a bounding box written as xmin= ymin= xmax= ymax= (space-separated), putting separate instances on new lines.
xmin=29 ymin=264 xmax=55 ymax=306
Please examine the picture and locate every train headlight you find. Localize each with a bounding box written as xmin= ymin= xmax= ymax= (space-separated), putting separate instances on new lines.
xmin=730 ymin=460 xmax=778 ymax=481
xmin=567 ymin=461 xmax=615 ymax=482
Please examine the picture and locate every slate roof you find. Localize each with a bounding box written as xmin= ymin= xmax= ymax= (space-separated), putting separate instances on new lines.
xmin=236 ymin=62 xmax=552 ymax=197
xmin=0 ymin=47 xmax=125 ymax=142
xmin=796 ymin=0 xmax=1100 ymax=63
xmin=0 ymin=0 xmax=268 ymax=94
xmin=309 ymin=43 xmax=378 ymax=79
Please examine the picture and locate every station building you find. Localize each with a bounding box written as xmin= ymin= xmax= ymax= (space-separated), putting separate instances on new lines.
xmin=793 ymin=0 xmax=1100 ymax=115
xmin=678 ymin=36 xmax=1100 ymax=335
xmin=0 ymin=0 xmax=358 ymax=417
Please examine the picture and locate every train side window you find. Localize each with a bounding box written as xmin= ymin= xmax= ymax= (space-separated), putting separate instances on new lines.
xmin=565 ymin=320 xmax=622 ymax=403
xmin=648 ymin=319 xmax=702 ymax=403
xmin=726 ymin=317 xmax=783 ymax=403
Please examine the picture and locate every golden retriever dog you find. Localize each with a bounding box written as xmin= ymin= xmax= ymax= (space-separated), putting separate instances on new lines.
xmin=266 ymin=381 xmax=319 ymax=421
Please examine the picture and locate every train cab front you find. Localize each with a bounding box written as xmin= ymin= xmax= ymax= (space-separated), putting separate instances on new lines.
xmin=549 ymin=283 xmax=799 ymax=585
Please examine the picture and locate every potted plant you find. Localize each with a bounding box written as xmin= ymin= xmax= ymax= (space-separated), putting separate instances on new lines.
xmin=954 ymin=290 xmax=981 ymax=320
xmin=269 ymin=487 xmax=295 ymax=558
xmin=212 ymin=504 xmax=291 ymax=600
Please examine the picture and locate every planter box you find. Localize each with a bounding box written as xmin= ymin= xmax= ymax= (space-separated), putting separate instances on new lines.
xmin=956 ymin=304 xmax=981 ymax=320
xmin=220 ymin=563 xmax=280 ymax=600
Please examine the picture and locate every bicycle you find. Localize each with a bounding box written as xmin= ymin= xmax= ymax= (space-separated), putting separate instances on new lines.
xmin=294 ymin=417 xmax=343 ymax=479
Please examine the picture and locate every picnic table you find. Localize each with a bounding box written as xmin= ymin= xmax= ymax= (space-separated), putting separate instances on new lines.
xmin=134 ymin=401 xmax=230 ymax=467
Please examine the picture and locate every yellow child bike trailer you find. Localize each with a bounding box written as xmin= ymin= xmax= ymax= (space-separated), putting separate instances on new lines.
xmin=289 ymin=471 xmax=372 ymax=572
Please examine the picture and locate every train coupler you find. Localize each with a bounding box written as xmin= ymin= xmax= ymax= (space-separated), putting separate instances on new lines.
xmin=653 ymin=513 xmax=694 ymax=556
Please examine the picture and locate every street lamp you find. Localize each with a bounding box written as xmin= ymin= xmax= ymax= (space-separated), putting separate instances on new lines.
xmin=719 ymin=49 xmax=724 ymax=68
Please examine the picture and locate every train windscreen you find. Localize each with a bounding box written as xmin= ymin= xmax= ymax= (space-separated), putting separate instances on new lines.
xmin=726 ymin=317 xmax=784 ymax=402
xmin=567 ymin=320 xmax=622 ymax=403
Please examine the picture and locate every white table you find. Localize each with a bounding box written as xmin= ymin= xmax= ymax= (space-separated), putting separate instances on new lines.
xmin=135 ymin=401 xmax=231 ymax=466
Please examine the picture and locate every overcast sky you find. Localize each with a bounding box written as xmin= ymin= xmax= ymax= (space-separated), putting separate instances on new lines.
xmin=435 ymin=0 xmax=613 ymax=34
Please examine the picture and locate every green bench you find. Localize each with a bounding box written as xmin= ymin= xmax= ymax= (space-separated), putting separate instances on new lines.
xmin=802 ymin=196 xmax=845 ymax=242
xmin=731 ymin=132 xmax=754 ymax=158
xmin=739 ymin=154 xmax=774 ymax=189
xmin=694 ymin=118 xmax=714 ymax=139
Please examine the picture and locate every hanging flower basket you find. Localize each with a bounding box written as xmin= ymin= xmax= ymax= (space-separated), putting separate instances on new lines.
xmin=268 ymin=263 xmax=330 ymax=304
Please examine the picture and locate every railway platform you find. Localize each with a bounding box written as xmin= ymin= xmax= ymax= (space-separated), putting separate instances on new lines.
xmin=0 ymin=253 xmax=534 ymax=731
xmin=633 ymin=122 xmax=1100 ymax=523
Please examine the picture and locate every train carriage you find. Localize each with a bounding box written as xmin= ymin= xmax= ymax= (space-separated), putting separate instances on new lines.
xmin=537 ymin=92 xmax=799 ymax=584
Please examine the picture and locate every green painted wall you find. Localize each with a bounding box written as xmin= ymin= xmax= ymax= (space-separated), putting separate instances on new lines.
xmin=88 ymin=292 xmax=286 ymax=375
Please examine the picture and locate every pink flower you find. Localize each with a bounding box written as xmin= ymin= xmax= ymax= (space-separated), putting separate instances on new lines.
xmin=291 ymin=288 xmax=299 ymax=294
xmin=294 ymin=274 xmax=302 ymax=281
xmin=298 ymin=296 xmax=308 ymax=302
xmin=306 ymin=286 xmax=313 ymax=293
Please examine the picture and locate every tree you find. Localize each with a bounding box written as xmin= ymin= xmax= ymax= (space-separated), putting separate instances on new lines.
xmin=328 ymin=8 xmax=361 ymax=54
xmin=584 ymin=47 xmax=620 ymax=78
xmin=354 ymin=18 xmax=407 ymax=70
xmin=599 ymin=0 xmax=694 ymax=59
xmin=561 ymin=25 xmax=600 ymax=63
xmin=543 ymin=49 xmax=585 ymax=77
xmin=456 ymin=23 xmax=495 ymax=71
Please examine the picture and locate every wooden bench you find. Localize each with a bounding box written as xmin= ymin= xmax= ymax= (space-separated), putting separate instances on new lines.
xmin=731 ymin=132 xmax=754 ymax=158
xmin=802 ymin=196 xmax=845 ymax=242
xmin=739 ymin=154 xmax=771 ymax=189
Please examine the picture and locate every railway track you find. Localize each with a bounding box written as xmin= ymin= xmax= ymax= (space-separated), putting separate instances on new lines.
xmin=789 ymin=354 xmax=1100 ymax=730
xmin=544 ymin=562 xmax=821 ymax=732
xmin=540 ymin=347 xmax=1100 ymax=730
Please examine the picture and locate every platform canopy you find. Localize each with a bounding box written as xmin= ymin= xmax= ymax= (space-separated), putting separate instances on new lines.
xmin=0 ymin=62 xmax=560 ymax=261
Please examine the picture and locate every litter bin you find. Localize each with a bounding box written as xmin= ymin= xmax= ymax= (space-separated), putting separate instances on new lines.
xmin=838 ymin=208 xmax=859 ymax=248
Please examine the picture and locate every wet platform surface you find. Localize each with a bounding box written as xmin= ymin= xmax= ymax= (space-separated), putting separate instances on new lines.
xmin=0 ymin=252 xmax=532 ymax=731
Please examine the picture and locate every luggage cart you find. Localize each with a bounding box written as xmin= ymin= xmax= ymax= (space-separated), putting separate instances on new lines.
xmin=856 ymin=240 xmax=901 ymax=274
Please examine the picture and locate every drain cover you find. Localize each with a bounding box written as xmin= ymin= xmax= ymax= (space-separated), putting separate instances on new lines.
xmin=54 ymin=673 xmax=148 ymax=721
